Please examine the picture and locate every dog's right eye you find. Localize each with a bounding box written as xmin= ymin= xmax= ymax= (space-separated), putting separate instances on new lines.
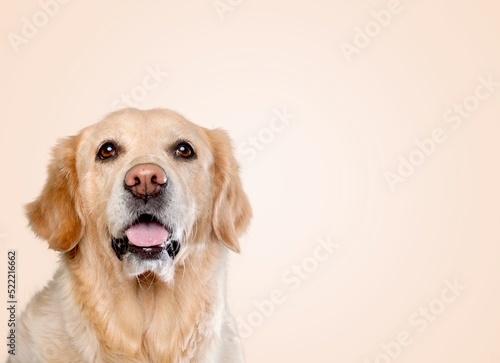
xmin=97 ymin=142 xmax=118 ymax=160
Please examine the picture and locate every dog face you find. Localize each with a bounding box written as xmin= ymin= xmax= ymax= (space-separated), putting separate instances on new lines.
xmin=26 ymin=108 xmax=251 ymax=282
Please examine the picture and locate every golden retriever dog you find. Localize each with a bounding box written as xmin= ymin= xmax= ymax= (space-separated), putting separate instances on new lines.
xmin=10 ymin=108 xmax=251 ymax=363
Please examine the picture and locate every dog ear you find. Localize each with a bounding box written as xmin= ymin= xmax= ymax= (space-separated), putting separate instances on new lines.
xmin=26 ymin=136 xmax=84 ymax=252
xmin=209 ymin=129 xmax=252 ymax=253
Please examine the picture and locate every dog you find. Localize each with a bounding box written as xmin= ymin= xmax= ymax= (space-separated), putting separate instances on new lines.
xmin=10 ymin=108 xmax=252 ymax=363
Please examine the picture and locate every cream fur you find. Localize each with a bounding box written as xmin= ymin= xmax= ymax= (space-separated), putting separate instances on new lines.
xmin=10 ymin=109 xmax=251 ymax=363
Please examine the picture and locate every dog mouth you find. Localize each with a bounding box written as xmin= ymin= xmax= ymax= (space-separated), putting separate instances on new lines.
xmin=111 ymin=214 xmax=180 ymax=260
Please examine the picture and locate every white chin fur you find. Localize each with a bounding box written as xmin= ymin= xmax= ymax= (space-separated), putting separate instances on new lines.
xmin=123 ymin=254 xmax=176 ymax=283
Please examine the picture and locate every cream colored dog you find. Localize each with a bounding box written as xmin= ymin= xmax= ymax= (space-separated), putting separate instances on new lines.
xmin=10 ymin=109 xmax=251 ymax=363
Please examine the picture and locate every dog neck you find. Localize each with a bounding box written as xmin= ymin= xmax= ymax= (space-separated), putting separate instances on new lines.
xmin=62 ymin=236 xmax=228 ymax=362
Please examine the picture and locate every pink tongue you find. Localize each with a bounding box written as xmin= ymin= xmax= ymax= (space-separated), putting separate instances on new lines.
xmin=125 ymin=222 xmax=170 ymax=247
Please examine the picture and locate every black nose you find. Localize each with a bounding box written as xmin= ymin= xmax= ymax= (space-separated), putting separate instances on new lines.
xmin=124 ymin=163 xmax=167 ymax=199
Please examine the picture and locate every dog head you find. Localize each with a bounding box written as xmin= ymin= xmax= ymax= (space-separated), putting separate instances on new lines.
xmin=26 ymin=108 xmax=252 ymax=282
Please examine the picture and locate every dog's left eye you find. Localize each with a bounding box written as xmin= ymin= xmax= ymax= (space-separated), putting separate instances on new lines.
xmin=97 ymin=142 xmax=118 ymax=160
xmin=175 ymin=143 xmax=195 ymax=159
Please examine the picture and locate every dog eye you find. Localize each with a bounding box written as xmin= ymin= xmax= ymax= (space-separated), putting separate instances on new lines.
xmin=97 ymin=142 xmax=118 ymax=160
xmin=175 ymin=143 xmax=195 ymax=159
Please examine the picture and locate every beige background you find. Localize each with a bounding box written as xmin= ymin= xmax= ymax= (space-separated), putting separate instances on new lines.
xmin=1 ymin=0 xmax=500 ymax=362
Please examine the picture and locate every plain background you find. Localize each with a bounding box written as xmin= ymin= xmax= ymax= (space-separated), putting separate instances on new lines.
xmin=1 ymin=1 xmax=500 ymax=362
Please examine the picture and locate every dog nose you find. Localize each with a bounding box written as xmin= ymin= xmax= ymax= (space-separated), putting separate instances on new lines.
xmin=124 ymin=163 xmax=167 ymax=199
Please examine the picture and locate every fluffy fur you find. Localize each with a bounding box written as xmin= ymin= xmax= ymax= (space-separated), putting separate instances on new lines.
xmin=10 ymin=108 xmax=251 ymax=363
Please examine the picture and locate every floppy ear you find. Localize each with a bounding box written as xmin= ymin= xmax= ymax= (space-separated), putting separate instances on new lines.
xmin=209 ymin=129 xmax=252 ymax=253
xmin=26 ymin=136 xmax=84 ymax=252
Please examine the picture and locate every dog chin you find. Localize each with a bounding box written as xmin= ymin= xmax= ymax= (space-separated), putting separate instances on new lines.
xmin=123 ymin=254 xmax=176 ymax=283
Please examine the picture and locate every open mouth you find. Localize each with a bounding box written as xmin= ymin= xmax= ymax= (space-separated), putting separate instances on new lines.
xmin=112 ymin=214 xmax=180 ymax=260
